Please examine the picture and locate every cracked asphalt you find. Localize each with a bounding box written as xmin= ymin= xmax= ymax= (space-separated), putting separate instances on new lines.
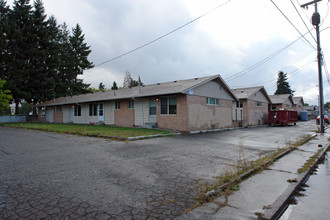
xmin=0 ymin=122 xmax=316 ymax=219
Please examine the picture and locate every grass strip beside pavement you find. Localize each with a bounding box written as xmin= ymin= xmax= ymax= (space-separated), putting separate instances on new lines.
xmin=1 ymin=122 xmax=173 ymax=139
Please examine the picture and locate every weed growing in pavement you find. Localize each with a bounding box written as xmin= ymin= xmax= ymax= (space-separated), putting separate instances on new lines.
xmin=192 ymin=134 xmax=316 ymax=210
xmin=297 ymin=148 xmax=323 ymax=174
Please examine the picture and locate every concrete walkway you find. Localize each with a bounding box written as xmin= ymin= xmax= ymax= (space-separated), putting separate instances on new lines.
xmin=179 ymin=131 xmax=330 ymax=220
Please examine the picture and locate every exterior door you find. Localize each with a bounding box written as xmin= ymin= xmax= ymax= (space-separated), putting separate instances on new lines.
xmin=69 ymin=106 xmax=73 ymax=121
xmin=98 ymin=103 xmax=104 ymax=121
xmin=149 ymin=99 xmax=157 ymax=123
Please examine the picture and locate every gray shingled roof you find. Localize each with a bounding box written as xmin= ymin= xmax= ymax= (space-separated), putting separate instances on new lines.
xmin=293 ymin=96 xmax=304 ymax=105
xmin=38 ymin=75 xmax=237 ymax=107
xmin=232 ymin=86 xmax=272 ymax=103
xmin=269 ymin=94 xmax=294 ymax=105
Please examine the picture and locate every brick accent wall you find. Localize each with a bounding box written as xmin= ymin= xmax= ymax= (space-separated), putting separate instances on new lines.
xmin=114 ymin=100 xmax=134 ymax=127
xmin=186 ymin=95 xmax=233 ymax=131
xmin=157 ymin=94 xmax=188 ymax=131
xmin=53 ymin=106 xmax=63 ymax=123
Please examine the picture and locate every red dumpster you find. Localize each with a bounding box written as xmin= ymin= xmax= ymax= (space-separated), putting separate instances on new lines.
xmin=268 ymin=110 xmax=298 ymax=126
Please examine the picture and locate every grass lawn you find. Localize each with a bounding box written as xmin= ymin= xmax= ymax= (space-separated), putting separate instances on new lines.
xmin=1 ymin=122 xmax=173 ymax=139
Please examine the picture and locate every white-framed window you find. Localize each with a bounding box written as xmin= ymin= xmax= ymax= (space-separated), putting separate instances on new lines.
xmin=115 ymin=101 xmax=120 ymax=110
xmin=236 ymin=101 xmax=243 ymax=108
xmin=41 ymin=107 xmax=46 ymax=117
xmin=160 ymin=97 xmax=176 ymax=115
xmin=206 ymin=97 xmax=219 ymax=105
xmin=128 ymin=100 xmax=134 ymax=109
xmin=89 ymin=104 xmax=98 ymax=116
xmin=74 ymin=105 xmax=81 ymax=116
xmin=256 ymin=101 xmax=262 ymax=107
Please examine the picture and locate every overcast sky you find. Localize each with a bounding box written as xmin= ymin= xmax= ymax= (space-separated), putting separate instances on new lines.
xmin=7 ymin=0 xmax=330 ymax=105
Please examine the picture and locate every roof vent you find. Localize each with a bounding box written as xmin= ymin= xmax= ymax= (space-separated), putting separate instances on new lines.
xmin=157 ymin=83 xmax=160 ymax=85
xmin=174 ymin=80 xmax=177 ymax=83
xmin=195 ymin=78 xmax=198 ymax=80
xmin=241 ymin=90 xmax=244 ymax=93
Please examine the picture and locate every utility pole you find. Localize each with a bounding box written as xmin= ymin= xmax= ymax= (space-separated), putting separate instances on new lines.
xmin=301 ymin=0 xmax=324 ymax=133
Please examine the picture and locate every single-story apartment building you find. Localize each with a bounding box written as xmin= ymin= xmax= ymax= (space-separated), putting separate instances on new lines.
xmin=232 ymin=86 xmax=272 ymax=127
xmin=269 ymin=94 xmax=294 ymax=110
xmin=38 ymin=75 xmax=239 ymax=132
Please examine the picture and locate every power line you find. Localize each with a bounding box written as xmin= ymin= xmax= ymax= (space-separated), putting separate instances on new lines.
xmin=95 ymin=0 xmax=232 ymax=67
xmin=290 ymin=0 xmax=317 ymax=43
xmin=270 ymin=0 xmax=317 ymax=51
xmin=224 ymin=30 xmax=313 ymax=82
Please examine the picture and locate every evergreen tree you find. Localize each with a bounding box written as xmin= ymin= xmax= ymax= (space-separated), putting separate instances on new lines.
xmin=68 ymin=24 xmax=93 ymax=94
xmin=4 ymin=0 xmax=34 ymax=114
xmin=111 ymin=81 xmax=118 ymax=90
xmin=98 ymin=82 xmax=106 ymax=91
xmin=274 ymin=71 xmax=294 ymax=95
xmin=0 ymin=78 xmax=12 ymax=114
xmin=0 ymin=0 xmax=94 ymax=113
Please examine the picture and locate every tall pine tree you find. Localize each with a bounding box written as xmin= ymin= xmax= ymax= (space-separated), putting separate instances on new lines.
xmin=274 ymin=71 xmax=294 ymax=95
xmin=0 ymin=0 xmax=94 ymax=113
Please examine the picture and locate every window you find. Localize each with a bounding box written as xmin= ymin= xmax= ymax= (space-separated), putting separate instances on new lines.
xmin=99 ymin=103 xmax=103 ymax=116
xmin=206 ymin=97 xmax=219 ymax=105
xmin=149 ymin=99 xmax=156 ymax=115
xmin=74 ymin=105 xmax=81 ymax=116
xmin=115 ymin=101 xmax=120 ymax=110
xmin=236 ymin=101 xmax=243 ymax=108
xmin=89 ymin=104 xmax=98 ymax=116
xmin=256 ymin=101 xmax=262 ymax=107
xmin=41 ymin=107 xmax=46 ymax=117
xmin=160 ymin=97 xmax=176 ymax=115
xmin=128 ymin=100 xmax=134 ymax=109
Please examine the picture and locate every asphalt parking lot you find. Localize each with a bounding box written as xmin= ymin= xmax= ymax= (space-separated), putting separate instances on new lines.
xmin=0 ymin=121 xmax=317 ymax=219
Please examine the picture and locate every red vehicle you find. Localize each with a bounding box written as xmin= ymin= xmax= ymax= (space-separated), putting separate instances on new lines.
xmin=316 ymin=115 xmax=329 ymax=125
xmin=268 ymin=110 xmax=298 ymax=126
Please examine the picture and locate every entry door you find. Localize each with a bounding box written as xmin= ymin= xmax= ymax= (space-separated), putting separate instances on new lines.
xmin=149 ymin=99 xmax=157 ymax=123
xmin=69 ymin=107 xmax=74 ymax=121
xmin=98 ymin=103 xmax=104 ymax=121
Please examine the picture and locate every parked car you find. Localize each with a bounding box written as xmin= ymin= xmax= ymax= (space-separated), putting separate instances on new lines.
xmin=316 ymin=115 xmax=329 ymax=125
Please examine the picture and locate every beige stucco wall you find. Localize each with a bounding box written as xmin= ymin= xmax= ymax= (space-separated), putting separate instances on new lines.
xmin=72 ymin=104 xmax=88 ymax=124
xmin=187 ymin=95 xmax=233 ymax=131
xmin=190 ymin=80 xmax=233 ymax=100
xmin=104 ymin=101 xmax=115 ymax=125
xmin=62 ymin=105 xmax=71 ymax=123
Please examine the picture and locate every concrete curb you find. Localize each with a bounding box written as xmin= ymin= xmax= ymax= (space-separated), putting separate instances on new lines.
xmin=202 ymin=134 xmax=318 ymax=200
xmin=263 ymin=143 xmax=329 ymax=220
xmin=126 ymin=132 xmax=181 ymax=140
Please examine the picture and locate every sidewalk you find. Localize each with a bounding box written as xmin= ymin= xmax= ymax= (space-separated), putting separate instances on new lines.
xmin=179 ymin=131 xmax=330 ymax=220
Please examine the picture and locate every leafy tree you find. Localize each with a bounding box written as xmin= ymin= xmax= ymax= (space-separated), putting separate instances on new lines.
xmin=324 ymin=102 xmax=330 ymax=111
xmin=0 ymin=78 xmax=12 ymax=114
xmin=275 ymin=71 xmax=294 ymax=95
xmin=123 ymin=71 xmax=143 ymax=88
xmin=111 ymin=81 xmax=118 ymax=90
xmin=123 ymin=71 xmax=133 ymax=88
xmin=18 ymin=101 xmax=33 ymax=115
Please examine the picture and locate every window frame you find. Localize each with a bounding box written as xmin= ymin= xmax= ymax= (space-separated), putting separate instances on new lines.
xmin=256 ymin=101 xmax=262 ymax=107
xmin=89 ymin=104 xmax=98 ymax=116
xmin=128 ymin=100 xmax=134 ymax=109
xmin=206 ymin=97 xmax=219 ymax=106
xmin=74 ymin=105 xmax=81 ymax=117
xmin=115 ymin=101 xmax=120 ymax=110
xmin=160 ymin=96 xmax=177 ymax=115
